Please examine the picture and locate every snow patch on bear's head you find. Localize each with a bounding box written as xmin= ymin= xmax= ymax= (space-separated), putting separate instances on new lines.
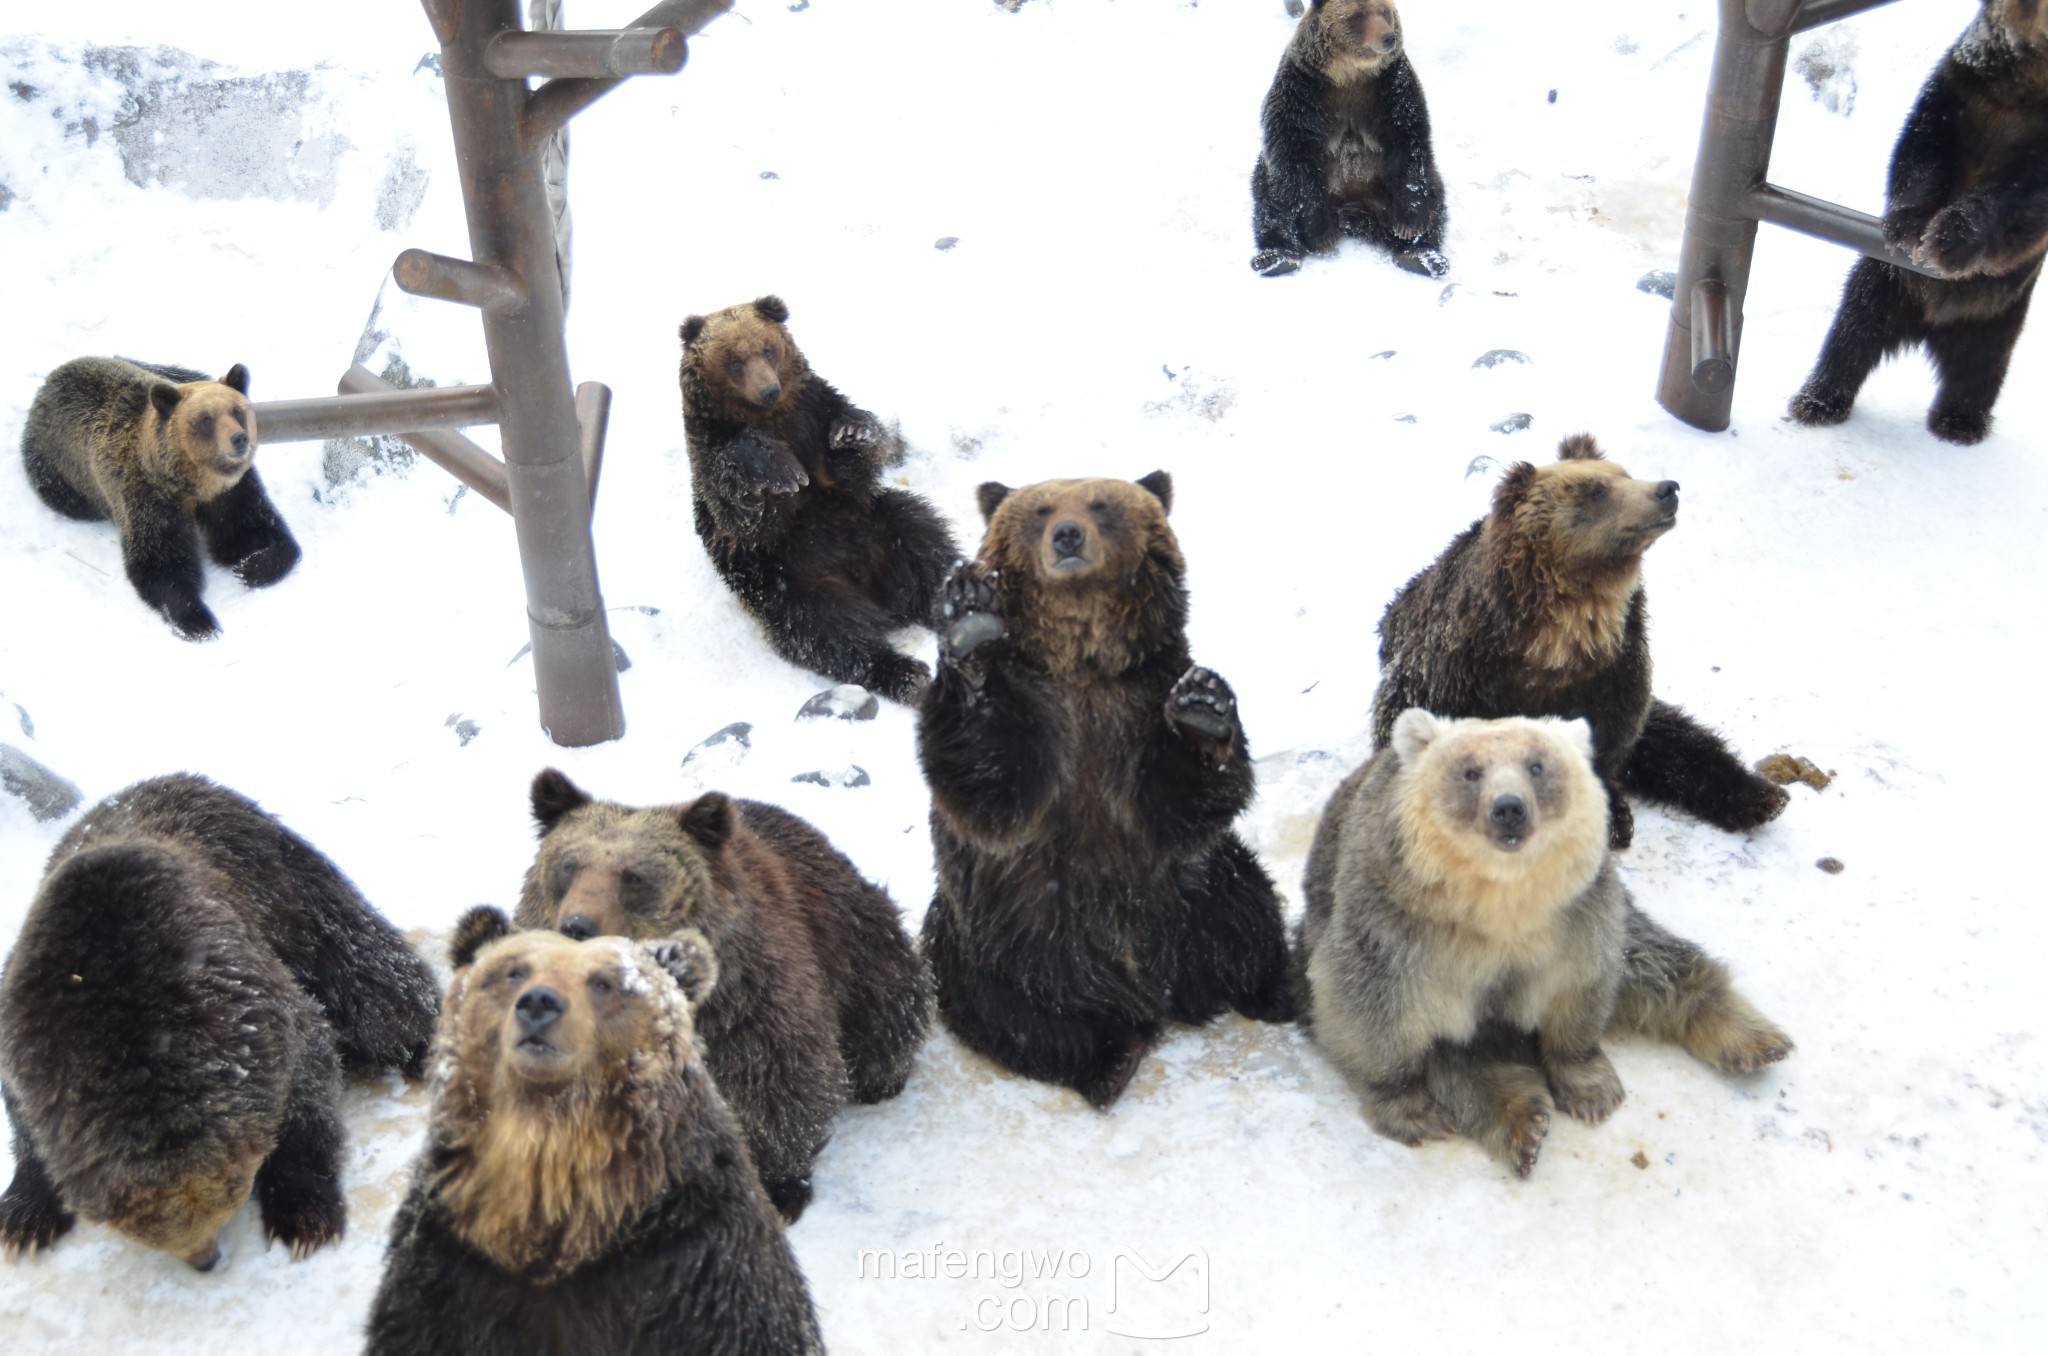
xmin=1388 ymin=709 xmax=1608 ymax=938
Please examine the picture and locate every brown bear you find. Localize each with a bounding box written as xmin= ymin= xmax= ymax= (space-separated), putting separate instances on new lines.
xmin=1299 ymin=709 xmax=1794 ymax=1177
xmin=364 ymin=913 xmax=823 ymax=1355
xmin=1788 ymin=0 xmax=2048 ymax=444
xmin=0 ymin=775 xmax=437 ymax=1268
xmin=1250 ymin=0 xmax=1449 ymax=278
xmin=1370 ymin=434 xmax=1789 ymax=850
xmin=917 ymin=474 xmax=1295 ymax=1109
xmin=679 ymin=296 xmax=959 ymax=702
xmin=514 ymin=768 xmax=931 ymax=1220
xmin=20 ymin=356 xmax=300 ymax=639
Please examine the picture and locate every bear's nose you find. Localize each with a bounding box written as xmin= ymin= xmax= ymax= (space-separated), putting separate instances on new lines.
xmin=560 ymin=914 xmax=599 ymax=942
xmin=516 ymin=987 xmax=565 ymax=1030
xmin=1051 ymin=521 xmax=1086 ymax=557
xmin=230 ymin=431 xmax=250 ymax=455
xmin=755 ymin=381 xmax=782 ymax=406
xmin=1656 ymin=480 xmax=1680 ymax=503
xmin=1490 ymin=794 xmax=1528 ymax=831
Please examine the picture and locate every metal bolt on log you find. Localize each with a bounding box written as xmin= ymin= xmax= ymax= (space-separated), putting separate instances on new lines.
xmin=248 ymin=0 xmax=733 ymax=746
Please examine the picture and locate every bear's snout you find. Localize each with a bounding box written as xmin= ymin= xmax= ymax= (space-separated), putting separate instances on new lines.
xmin=187 ymin=1239 xmax=223 ymax=1272
xmin=516 ymin=986 xmax=566 ymax=1034
xmin=561 ymin=914 xmax=600 ymax=942
xmin=1656 ymin=480 xmax=1680 ymax=506
xmin=229 ymin=430 xmax=250 ymax=457
xmin=1489 ymin=792 xmax=1528 ymax=845
xmin=1050 ymin=520 xmax=1088 ymax=563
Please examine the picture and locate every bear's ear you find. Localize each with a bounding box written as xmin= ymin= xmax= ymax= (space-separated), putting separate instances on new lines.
xmin=451 ymin=905 xmax=513 ymax=970
xmin=1557 ymin=717 xmax=1596 ymax=764
xmin=531 ymin=768 xmax=593 ymax=835
xmin=1556 ymin=433 xmax=1604 ymax=462
xmin=648 ymin=927 xmax=720 ymax=1005
xmin=678 ymin=792 xmax=735 ymax=851
xmin=1135 ymin=470 xmax=1174 ymax=515
xmin=752 ymin=295 xmax=790 ymax=324
xmin=1390 ymin=708 xmax=1442 ymax=765
xmin=976 ymin=481 xmax=1012 ymax=522
xmin=679 ymin=315 xmax=707 ymax=346
xmin=149 ymin=382 xmax=182 ymax=419
xmin=1491 ymin=461 xmax=1538 ymax=510
xmin=220 ymin=364 xmax=250 ymax=395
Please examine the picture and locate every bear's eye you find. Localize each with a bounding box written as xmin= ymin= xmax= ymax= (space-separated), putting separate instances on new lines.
xmin=762 ymin=343 xmax=776 ymax=360
xmin=587 ymin=974 xmax=614 ymax=998
xmin=1528 ymin=761 xmax=1544 ymax=777
xmin=619 ymin=868 xmax=643 ymax=892
xmin=1585 ymin=482 xmax=1609 ymax=502
xmin=726 ymin=357 xmax=744 ymax=377
xmin=504 ymin=962 xmax=529 ymax=986
xmin=1088 ymin=500 xmax=1106 ymax=513
xmin=193 ymin=414 xmax=215 ymax=439
xmin=1033 ymin=505 xmax=1053 ymax=519
xmin=551 ymin=858 xmax=579 ymax=894
xmin=1463 ymin=766 xmax=1482 ymax=782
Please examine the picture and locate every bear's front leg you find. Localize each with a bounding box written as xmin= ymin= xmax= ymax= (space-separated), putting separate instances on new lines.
xmin=1426 ymin=1047 xmax=1554 ymax=1178
xmin=255 ymin=1045 xmax=347 ymax=1259
xmin=1622 ymin=699 xmax=1788 ymax=834
xmin=119 ymin=496 xmax=219 ymax=640
xmin=195 ymin=468 xmax=300 ymax=588
xmin=0 ymin=1097 xmax=75 ymax=1259
xmin=1164 ymin=665 xmax=1241 ymax=757
xmin=933 ymin=565 xmax=1007 ymax=688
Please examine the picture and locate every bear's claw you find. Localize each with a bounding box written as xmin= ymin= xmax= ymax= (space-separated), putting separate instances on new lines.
xmin=1251 ymin=249 xmax=1303 ymax=277
xmin=937 ymin=566 xmax=1005 ymax=665
xmin=1396 ymin=248 xmax=1449 ymax=279
xmin=829 ymin=416 xmax=882 ymax=452
xmin=1167 ymin=667 xmax=1239 ymax=745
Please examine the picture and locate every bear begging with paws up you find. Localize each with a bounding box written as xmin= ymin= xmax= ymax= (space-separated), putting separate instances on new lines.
xmin=1371 ymin=434 xmax=1788 ymax=850
xmin=1298 ymin=710 xmax=1794 ymax=1178
xmin=918 ymin=473 xmax=1295 ymax=1109
xmin=679 ymin=296 xmax=959 ymax=702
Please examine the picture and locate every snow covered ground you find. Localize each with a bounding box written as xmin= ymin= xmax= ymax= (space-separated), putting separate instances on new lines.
xmin=2 ymin=0 xmax=2044 ymax=1350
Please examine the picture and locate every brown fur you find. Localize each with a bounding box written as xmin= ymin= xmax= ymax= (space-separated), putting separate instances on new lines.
xmin=677 ymin=298 xmax=805 ymax=430
xmin=430 ymin=931 xmax=699 ymax=1282
xmin=1298 ymin=0 xmax=1403 ymax=84
xmin=974 ymin=474 xmax=1185 ymax=678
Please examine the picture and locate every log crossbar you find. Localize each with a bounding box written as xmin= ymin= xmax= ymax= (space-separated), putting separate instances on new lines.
xmin=1656 ymin=0 xmax=1943 ymax=430
xmin=244 ymin=0 xmax=731 ymax=747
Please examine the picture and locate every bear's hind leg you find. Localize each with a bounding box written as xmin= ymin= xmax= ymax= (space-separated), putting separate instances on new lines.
xmin=834 ymin=885 xmax=934 ymax=1105
xmin=195 ymin=468 xmax=301 ymax=588
xmin=1611 ymin=906 xmax=1793 ymax=1075
xmin=1622 ymin=699 xmax=1789 ymax=833
xmin=0 ymin=1092 xmax=76 ymax=1260
xmin=1923 ymin=293 xmax=2031 ymax=445
xmin=1166 ymin=835 xmax=1295 ymax=1026
xmin=1425 ymin=1031 xmax=1554 ymax=1178
xmin=924 ymin=900 xmax=1155 ymax=1109
xmin=255 ymin=1040 xmax=346 ymax=1259
xmin=1788 ymin=258 xmax=1911 ymax=427
xmin=869 ymin=488 xmax=961 ymax=632
xmin=758 ymin=577 xmax=932 ymax=704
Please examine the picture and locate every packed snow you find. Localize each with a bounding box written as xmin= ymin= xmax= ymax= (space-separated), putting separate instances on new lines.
xmin=2 ymin=0 xmax=2044 ymax=1351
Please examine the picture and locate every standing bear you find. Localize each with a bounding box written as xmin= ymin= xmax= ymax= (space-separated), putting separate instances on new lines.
xmin=514 ymin=768 xmax=931 ymax=1220
xmin=679 ymin=296 xmax=960 ymax=702
xmin=0 ymin=775 xmax=438 ymax=1269
xmin=365 ymin=915 xmax=823 ymax=1356
xmin=1371 ymin=433 xmax=1788 ymax=850
xmin=1250 ymin=0 xmax=1448 ymax=278
xmin=1788 ymin=0 xmax=2048 ymax=445
xmin=918 ymin=473 xmax=1295 ymax=1109
xmin=1299 ymin=709 xmax=1794 ymax=1177
xmin=20 ymin=357 xmax=299 ymax=639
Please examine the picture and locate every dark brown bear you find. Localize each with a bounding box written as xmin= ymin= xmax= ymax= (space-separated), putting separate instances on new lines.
xmin=364 ymin=915 xmax=822 ymax=1356
xmin=679 ymin=296 xmax=959 ymax=702
xmin=1250 ymin=0 xmax=1449 ymax=278
xmin=0 ymin=775 xmax=437 ymax=1269
xmin=20 ymin=357 xmax=300 ymax=639
xmin=514 ymin=768 xmax=931 ymax=1220
xmin=918 ymin=474 xmax=1295 ymax=1109
xmin=1789 ymin=0 xmax=2048 ymax=444
xmin=1370 ymin=435 xmax=1789 ymax=851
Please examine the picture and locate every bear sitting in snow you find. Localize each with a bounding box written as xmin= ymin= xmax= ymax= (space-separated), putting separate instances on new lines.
xmin=1298 ymin=709 xmax=1794 ymax=1177
xmin=918 ymin=473 xmax=1295 ymax=1109
xmin=1370 ymin=433 xmax=1788 ymax=850
xmin=1250 ymin=0 xmax=1448 ymax=278
xmin=679 ymin=295 xmax=959 ymax=702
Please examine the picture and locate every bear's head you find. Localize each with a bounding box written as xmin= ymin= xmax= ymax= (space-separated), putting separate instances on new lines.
xmin=1387 ymin=708 xmax=1608 ymax=935
xmin=973 ymin=472 xmax=1187 ymax=676
xmin=678 ymin=295 xmax=804 ymax=421
xmin=148 ymin=364 xmax=255 ymax=497
xmin=431 ymin=907 xmax=718 ymax=1278
xmin=1300 ymin=0 xmax=1404 ymax=81
xmin=104 ymin=1143 xmax=269 ymax=1272
xmin=515 ymin=769 xmax=741 ymax=951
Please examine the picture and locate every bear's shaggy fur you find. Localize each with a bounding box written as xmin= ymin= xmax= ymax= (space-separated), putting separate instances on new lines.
xmin=364 ymin=916 xmax=822 ymax=1356
xmin=20 ymin=357 xmax=300 ymax=639
xmin=917 ymin=473 xmax=1294 ymax=1108
xmin=0 ymin=775 xmax=437 ymax=1268
xmin=1250 ymin=0 xmax=1448 ymax=277
xmin=1789 ymin=0 xmax=2048 ymax=444
xmin=1299 ymin=709 xmax=1794 ymax=1177
xmin=679 ymin=296 xmax=960 ymax=702
xmin=1370 ymin=433 xmax=1789 ymax=850
xmin=514 ymin=768 xmax=930 ymax=1220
